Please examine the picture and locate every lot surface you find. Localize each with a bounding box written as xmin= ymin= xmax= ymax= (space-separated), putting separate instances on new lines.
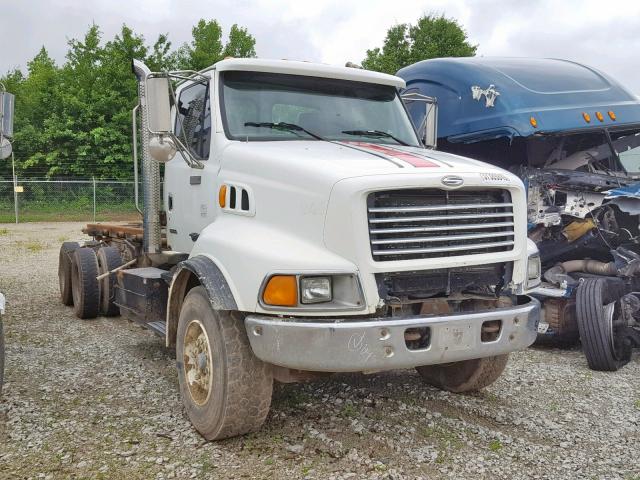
xmin=0 ymin=222 xmax=639 ymax=480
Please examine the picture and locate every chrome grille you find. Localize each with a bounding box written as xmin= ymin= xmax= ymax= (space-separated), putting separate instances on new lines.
xmin=368 ymin=189 xmax=515 ymax=261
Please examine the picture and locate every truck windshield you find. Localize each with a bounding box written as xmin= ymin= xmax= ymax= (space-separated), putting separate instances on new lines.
xmin=530 ymin=128 xmax=640 ymax=176
xmin=610 ymin=128 xmax=640 ymax=174
xmin=220 ymin=71 xmax=420 ymax=146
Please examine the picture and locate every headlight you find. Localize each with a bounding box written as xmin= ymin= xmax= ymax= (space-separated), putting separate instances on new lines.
xmin=527 ymin=254 xmax=541 ymax=288
xmin=260 ymin=273 xmax=363 ymax=310
xmin=300 ymin=276 xmax=332 ymax=304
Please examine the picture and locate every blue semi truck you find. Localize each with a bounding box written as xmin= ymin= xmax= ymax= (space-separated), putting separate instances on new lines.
xmin=397 ymin=57 xmax=640 ymax=371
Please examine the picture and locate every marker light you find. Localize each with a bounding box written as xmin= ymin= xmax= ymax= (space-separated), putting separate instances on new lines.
xmin=608 ymin=110 xmax=616 ymax=121
xmin=595 ymin=111 xmax=604 ymax=122
xmin=582 ymin=112 xmax=591 ymax=123
xmin=263 ymin=275 xmax=298 ymax=307
xmin=218 ymin=185 xmax=227 ymax=208
xmin=530 ymin=116 xmax=538 ymax=128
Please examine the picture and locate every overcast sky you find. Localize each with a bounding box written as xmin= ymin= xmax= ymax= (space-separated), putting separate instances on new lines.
xmin=2 ymin=0 xmax=640 ymax=92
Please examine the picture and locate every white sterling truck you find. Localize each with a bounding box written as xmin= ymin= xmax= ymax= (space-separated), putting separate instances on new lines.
xmin=57 ymin=58 xmax=541 ymax=440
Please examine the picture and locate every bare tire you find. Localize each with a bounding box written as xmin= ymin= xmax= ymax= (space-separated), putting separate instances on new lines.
xmin=176 ymin=286 xmax=273 ymax=440
xmin=576 ymin=278 xmax=631 ymax=371
xmin=71 ymin=248 xmax=100 ymax=319
xmin=415 ymin=354 xmax=509 ymax=393
xmin=58 ymin=242 xmax=80 ymax=305
xmin=97 ymin=246 xmax=122 ymax=316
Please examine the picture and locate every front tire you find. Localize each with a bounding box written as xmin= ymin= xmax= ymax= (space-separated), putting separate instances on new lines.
xmin=576 ymin=278 xmax=631 ymax=371
xmin=176 ymin=286 xmax=273 ymax=440
xmin=415 ymin=354 xmax=509 ymax=393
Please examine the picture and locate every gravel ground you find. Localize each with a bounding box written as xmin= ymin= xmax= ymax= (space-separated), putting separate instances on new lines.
xmin=0 ymin=222 xmax=638 ymax=480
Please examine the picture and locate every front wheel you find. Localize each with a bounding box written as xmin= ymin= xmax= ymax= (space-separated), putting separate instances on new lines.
xmin=576 ymin=278 xmax=632 ymax=371
xmin=176 ymin=286 xmax=273 ymax=440
xmin=415 ymin=354 xmax=509 ymax=393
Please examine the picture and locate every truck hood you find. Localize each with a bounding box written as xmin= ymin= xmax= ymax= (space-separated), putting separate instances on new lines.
xmin=223 ymin=140 xmax=509 ymax=180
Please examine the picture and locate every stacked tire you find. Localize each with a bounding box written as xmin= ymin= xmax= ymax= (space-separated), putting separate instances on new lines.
xmin=58 ymin=244 xmax=122 ymax=319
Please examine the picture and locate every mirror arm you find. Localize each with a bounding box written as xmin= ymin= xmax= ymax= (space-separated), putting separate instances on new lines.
xmin=171 ymin=134 xmax=204 ymax=169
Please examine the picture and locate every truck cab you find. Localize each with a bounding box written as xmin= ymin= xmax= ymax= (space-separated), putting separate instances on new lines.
xmin=398 ymin=57 xmax=640 ymax=371
xmin=59 ymin=58 xmax=540 ymax=440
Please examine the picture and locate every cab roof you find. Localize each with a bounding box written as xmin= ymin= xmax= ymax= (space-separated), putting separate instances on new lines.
xmin=397 ymin=57 xmax=640 ymax=141
xmin=212 ymin=58 xmax=405 ymax=89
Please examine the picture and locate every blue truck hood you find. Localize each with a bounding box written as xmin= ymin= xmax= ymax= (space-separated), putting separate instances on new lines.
xmin=398 ymin=57 xmax=640 ymax=142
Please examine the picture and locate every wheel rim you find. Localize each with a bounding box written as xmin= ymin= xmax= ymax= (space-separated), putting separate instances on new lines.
xmin=183 ymin=319 xmax=213 ymax=406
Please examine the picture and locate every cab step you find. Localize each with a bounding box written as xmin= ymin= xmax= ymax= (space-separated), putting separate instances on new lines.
xmin=147 ymin=321 xmax=166 ymax=337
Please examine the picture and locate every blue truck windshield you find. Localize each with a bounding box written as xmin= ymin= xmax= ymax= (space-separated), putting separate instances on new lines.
xmin=221 ymin=71 xmax=420 ymax=146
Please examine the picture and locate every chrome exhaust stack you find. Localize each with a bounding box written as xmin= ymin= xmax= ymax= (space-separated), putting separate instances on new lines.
xmin=132 ymin=59 xmax=162 ymax=255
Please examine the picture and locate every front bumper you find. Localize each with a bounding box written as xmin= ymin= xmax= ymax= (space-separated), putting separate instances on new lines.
xmin=245 ymin=295 xmax=540 ymax=372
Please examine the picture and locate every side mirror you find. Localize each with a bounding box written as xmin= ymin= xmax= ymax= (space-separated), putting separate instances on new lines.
xmin=145 ymin=77 xmax=172 ymax=133
xmin=0 ymin=91 xmax=15 ymax=138
xmin=401 ymin=92 xmax=438 ymax=149
xmin=423 ymin=100 xmax=438 ymax=149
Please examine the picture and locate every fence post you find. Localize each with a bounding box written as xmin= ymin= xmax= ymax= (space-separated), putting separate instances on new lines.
xmin=11 ymin=152 xmax=18 ymax=224
xmin=92 ymin=176 xmax=96 ymax=222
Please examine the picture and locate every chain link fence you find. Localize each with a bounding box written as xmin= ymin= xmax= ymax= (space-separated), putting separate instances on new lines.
xmin=0 ymin=178 xmax=143 ymax=223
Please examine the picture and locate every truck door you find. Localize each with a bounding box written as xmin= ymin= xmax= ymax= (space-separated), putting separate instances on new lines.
xmin=166 ymin=80 xmax=215 ymax=252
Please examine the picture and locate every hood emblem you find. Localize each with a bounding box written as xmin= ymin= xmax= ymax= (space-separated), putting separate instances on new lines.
xmin=471 ymin=84 xmax=500 ymax=108
xmin=441 ymin=175 xmax=464 ymax=187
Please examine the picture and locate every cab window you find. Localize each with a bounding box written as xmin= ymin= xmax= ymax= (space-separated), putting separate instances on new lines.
xmin=175 ymin=82 xmax=211 ymax=159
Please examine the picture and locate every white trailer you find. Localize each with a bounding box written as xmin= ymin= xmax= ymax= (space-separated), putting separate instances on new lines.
xmin=58 ymin=58 xmax=541 ymax=440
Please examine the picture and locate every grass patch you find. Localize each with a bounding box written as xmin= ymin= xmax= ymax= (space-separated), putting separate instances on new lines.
xmin=0 ymin=228 xmax=8 ymax=235
xmin=488 ymin=439 xmax=502 ymax=452
xmin=18 ymin=240 xmax=45 ymax=252
xmin=634 ymin=399 xmax=640 ymax=410
xmin=340 ymin=403 xmax=359 ymax=418
xmin=0 ymin=201 xmax=139 ymax=223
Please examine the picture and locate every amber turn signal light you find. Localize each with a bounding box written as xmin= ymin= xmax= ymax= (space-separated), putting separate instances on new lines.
xmin=218 ymin=185 xmax=227 ymax=208
xmin=595 ymin=111 xmax=604 ymax=122
xmin=608 ymin=110 xmax=616 ymax=121
xmin=529 ymin=116 xmax=538 ymax=128
xmin=263 ymin=275 xmax=298 ymax=307
xmin=582 ymin=112 xmax=591 ymax=123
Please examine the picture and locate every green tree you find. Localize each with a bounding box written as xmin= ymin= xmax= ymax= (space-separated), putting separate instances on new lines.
xmin=173 ymin=19 xmax=256 ymax=71
xmin=223 ymin=24 xmax=257 ymax=58
xmin=362 ymin=14 xmax=477 ymax=74
xmin=1 ymin=19 xmax=258 ymax=179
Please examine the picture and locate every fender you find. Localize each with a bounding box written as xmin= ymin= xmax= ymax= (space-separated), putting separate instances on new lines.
xmin=165 ymin=255 xmax=237 ymax=347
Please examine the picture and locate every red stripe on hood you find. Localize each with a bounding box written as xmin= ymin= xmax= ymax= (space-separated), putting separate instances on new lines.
xmin=346 ymin=142 xmax=439 ymax=167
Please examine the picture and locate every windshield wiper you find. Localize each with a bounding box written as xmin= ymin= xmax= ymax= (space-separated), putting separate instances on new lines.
xmin=244 ymin=122 xmax=325 ymax=141
xmin=341 ymin=129 xmax=410 ymax=146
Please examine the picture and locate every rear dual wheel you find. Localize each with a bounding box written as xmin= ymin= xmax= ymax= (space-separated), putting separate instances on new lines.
xmin=71 ymin=248 xmax=101 ymax=319
xmin=58 ymin=242 xmax=80 ymax=306
xmin=60 ymin=244 xmax=122 ymax=319
xmin=97 ymin=246 xmax=122 ymax=317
